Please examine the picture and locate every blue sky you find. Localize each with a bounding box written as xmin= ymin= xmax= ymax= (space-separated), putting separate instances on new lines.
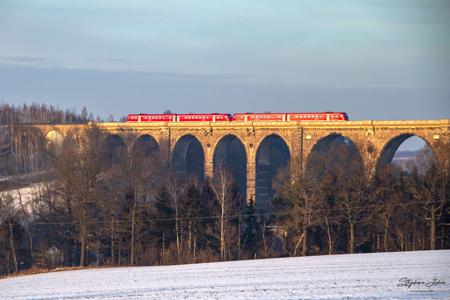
xmin=0 ymin=0 xmax=449 ymax=122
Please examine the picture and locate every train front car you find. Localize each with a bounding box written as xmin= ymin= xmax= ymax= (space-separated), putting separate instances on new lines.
xmin=126 ymin=114 xmax=140 ymax=122
xmin=287 ymin=112 xmax=349 ymax=121
xmin=327 ymin=112 xmax=349 ymax=121
xmin=126 ymin=114 xmax=177 ymax=122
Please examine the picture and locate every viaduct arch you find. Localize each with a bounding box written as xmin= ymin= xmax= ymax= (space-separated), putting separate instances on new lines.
xmin=28 ymin=119 xmax=449 ymax=204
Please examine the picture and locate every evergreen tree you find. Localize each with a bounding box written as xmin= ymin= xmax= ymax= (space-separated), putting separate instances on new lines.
xmin=152 ymin=185 xmax=176 ymax=246
xmin=241 ymin=199 xmax=260 ymax=259
xmin=180 ymin=182 xmax=205 ymax=258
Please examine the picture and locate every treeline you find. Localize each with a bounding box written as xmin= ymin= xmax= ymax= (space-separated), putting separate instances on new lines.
xmin=0 ymin=126 xmax=449 ymax=276
xmin=0 ymin=102 xmax=98 ymax=125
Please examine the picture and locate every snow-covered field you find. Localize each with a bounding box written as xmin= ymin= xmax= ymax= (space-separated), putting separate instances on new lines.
xmin=1 ymin=250 xmax=449 ymax=299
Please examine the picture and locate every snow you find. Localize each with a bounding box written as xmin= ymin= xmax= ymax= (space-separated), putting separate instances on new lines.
xmin=1 ymin=250 xmax=449 ymax=299
xmin=1 ymin=183 xmax=45 ymax=213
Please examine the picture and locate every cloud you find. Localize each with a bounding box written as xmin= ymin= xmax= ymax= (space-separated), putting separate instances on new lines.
xmin=0 ymin=56 xmax=61 ymax=67
xmin=85 ymin=58 xmax=131 ymax=64
xmin=0 ymin=55 xmax=276 ymax=84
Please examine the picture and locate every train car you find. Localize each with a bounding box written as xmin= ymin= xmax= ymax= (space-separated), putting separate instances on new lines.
xmin=141 ymin=114 xmax=177 ymax=122
xmin=287 ymin=113 xmax=326 ymax=121
xmin=232 ymin=113 xmax=286 ymax=122
xmin=126 ymin=114 xmax=176 ymax=122
xmin=177 ymin=113 xmax=232 ymax=122
xmin=287 ymin=112 xmax=349 ymax=121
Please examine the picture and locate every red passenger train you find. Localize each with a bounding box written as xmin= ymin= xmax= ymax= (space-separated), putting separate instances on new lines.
xmin=126 ymin=112 xmax=349 ymax=122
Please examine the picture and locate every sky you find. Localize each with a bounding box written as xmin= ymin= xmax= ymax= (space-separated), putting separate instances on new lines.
xmin=0 ymin=0 xmax=449 ymax=122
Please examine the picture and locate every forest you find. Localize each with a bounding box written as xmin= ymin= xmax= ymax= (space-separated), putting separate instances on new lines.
xmin=0 ymin=103 xmax=449 ymax=276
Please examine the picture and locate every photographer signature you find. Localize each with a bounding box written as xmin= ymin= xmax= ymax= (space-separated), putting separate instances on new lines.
xmin=397 ymin=277 xmax=446 ymax=289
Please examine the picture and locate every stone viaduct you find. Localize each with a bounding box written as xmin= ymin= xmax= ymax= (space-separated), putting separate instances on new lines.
xmin=31 ymin=119 xmax=449 ymax=206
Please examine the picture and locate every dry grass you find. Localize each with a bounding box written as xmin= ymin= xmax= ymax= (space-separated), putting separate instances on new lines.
xmin=0 ymin=265 xmax=117 ymax=279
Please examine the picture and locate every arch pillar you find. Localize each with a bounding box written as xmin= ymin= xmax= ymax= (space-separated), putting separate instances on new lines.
xmin=246 ymin=157 xmax=256 ymax=205
xmin=289 ymin=128 xmax=303 ymax=180
xmin=433 ymin=133 xmax=450 ymax=169
xmin=204 ymin=136 xmax=214 ymax=180
xmin=245 ymin=136 xmax=258 ymax=205
xmin=350 ymin=137 xmax=378 ymax=180
xmin=205 ymin=160 xmax=214 ymax=179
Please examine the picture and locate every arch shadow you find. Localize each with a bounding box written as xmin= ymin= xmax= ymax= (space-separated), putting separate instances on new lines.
xmin=132 ymin=134 xmax=160 ymax=161
xmin=172 ymin=135 xmax=205 ymax=181
xmin=305 ymin=134 xmax=364 ymax=182
xmin=103 ymin=134 xmax=127 ymax=167
xmin=256 ymin=134 xmax=291 ymax=209
xmin=213 ymin=134 xmax=247 ymax=202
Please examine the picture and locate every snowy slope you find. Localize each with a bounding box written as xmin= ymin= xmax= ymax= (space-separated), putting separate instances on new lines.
xmin=1 ymin=182 xmax=48 ymax=213
xmin=1 ymin=250 xmax=449 ymax=299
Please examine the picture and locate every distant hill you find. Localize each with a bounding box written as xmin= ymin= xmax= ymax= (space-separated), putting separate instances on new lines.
xmin=392 ymin=149 xmax=426 ymax=173
xmin=393 ymin=150 xmax=420 ymax=159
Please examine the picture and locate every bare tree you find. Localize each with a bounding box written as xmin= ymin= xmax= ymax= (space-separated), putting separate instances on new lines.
xmin=372 ymin=165 xmax=405 ymax=252
xmin=0 ymin=192 xmax=19 ymax=273
xmin=53 ymin=127 xmax=106 ymax=266
xmin=273 ymin=167 xmax=322 ymax=257
xmin=167 ymin=175 xmax=182 ymax=263
xmin=211 ymin=166 xmax=238 ymax=260
xmin=407 ymin=143 xmax=449 ymax=250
